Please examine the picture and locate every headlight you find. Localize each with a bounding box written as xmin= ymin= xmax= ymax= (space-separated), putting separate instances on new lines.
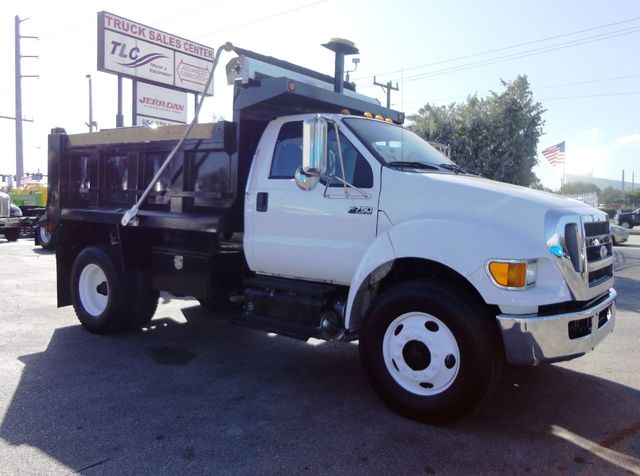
xmin=10 ymin=204 xmax=22 ymax=217
xmin=486 ymin=259 xmax=537 ymax=290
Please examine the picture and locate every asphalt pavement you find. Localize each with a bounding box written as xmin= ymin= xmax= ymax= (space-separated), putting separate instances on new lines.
xmin=0 ymin=235 xmax=639 ymax=475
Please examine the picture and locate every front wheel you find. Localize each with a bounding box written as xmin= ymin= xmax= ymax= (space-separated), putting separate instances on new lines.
xmin=37 ymin=223 xmax=56 ymax=250
xmin=359 ymin=280 xmax=503 ymax=425
xmin=4 ymin=228 xmax=20 ymax=241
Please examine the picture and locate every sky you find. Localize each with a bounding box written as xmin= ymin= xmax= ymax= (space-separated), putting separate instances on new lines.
xmin=1 ymin=0 xmax=639 ymax=190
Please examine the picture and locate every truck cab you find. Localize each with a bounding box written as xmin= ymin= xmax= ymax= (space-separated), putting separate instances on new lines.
xmin=47 ymin=42 xmax=616 ymax=424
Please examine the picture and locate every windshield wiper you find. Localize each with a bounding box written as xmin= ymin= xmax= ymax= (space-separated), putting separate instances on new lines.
xmin=388 ymin=161 xmax=440 ymax=170
xmin=438 ymin=163 xmax=482 ymax=176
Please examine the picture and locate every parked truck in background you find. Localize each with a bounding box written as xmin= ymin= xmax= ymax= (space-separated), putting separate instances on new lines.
xmin=9 ymin=184 xmax=56 ymax=249
xmin=46 ymin=41 xmax=616 ymax=424
xmin=616 ymin=208 xmax=640 ymax=229
xmin=0 ymin=191 xmax=24 ymax=242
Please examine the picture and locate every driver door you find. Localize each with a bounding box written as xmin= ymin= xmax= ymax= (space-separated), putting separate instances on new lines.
xmin=246 ymin=119 xmax=381 ymax=285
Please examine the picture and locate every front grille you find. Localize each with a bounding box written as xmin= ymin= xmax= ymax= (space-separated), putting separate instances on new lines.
xmin=0 ymin=194 xmax=9 ymax=218
xmin=583 ymin=219 xmax=613 ymax=287
xmin=584 ymin=221 xmax=610 ymax=236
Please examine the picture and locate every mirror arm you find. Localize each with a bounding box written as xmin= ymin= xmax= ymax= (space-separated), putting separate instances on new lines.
xmin=330 ymin=120 xmax=350 ymax=198
xmin=323 ymin=175 xmax=371 ymax=199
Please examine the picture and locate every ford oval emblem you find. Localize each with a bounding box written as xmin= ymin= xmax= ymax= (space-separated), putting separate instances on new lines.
xmin=599 ymin=246 xmax=608 ymax=259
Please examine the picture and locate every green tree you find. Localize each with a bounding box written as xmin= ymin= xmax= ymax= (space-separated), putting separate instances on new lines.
xmin=559 ymin=182 xmax=600 ymax=194
xmin=409 ymin=76 xmax=545 ymax=187
xmin=599 ymin=186 xmax=625 ymax=207
xmin=624 ymin=188 xmax=640 ymax=208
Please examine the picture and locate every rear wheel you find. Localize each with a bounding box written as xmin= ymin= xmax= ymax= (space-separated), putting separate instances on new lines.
xmin=71 ymin=245 xmax=157 ymax=333
xmin=4 ymin=228 xmax=20 ymax=241
xmin=621 ymin=221 xmax=632 ymax=229
xmin=127 ymin=270 xmax=159 ymax=329
xmin=71 ymin=246 xmax=133 ymax=334
xmin=359 ymin=280 xmax=503 ymax=425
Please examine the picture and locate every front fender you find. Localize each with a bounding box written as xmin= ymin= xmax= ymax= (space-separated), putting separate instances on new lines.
xmin=345 ymin=218 xmax=570 ymax=330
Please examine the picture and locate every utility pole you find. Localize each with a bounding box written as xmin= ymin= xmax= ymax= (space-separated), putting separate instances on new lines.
xmin=374 ymin=76 xmax=399 ymax=108
xmin=14 ymin=15 xmax=38 ymax=188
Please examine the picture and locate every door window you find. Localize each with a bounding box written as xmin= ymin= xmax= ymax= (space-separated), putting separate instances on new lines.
xmin=270 ymin=121 xmax=373 ymax=188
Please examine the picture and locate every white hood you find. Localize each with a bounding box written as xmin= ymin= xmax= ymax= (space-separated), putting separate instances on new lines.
xmin=379 ymin=169 xmax=602 ymax=237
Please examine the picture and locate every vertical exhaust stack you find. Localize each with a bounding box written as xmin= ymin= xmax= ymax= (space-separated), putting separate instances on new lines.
xmin=322 ymin=38 xmax=359 ymax=93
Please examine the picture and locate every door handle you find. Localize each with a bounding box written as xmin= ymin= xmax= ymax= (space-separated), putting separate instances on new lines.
xmin=257 ymin=192 xmax=268 ymax=212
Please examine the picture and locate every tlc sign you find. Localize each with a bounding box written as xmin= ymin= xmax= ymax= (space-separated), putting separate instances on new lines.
xmin=97 ymin=11 xmax=214 ymax=95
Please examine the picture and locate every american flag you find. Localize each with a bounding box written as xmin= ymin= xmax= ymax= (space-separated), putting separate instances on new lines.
xmin=542 ymin=141 xmax=565 ymax=166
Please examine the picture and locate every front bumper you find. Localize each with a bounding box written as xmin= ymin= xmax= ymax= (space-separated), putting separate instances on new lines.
xmin=0 ymin=217 xmax=22 ymax=229
xmin=497 ymin=289 xmax=616 ymax=365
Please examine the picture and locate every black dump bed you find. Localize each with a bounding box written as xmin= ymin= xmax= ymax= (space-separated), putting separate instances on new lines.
xmin=47 ymin=46 xmax=404 ymax=236
xmin=48 ymin=121 xmax=239 ymax=234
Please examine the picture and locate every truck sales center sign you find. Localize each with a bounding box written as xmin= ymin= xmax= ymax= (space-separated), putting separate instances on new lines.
xmin=98 ymin=11 xmax=215 ymax=95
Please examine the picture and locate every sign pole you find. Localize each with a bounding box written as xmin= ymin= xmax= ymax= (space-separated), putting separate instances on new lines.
xmin=116 ymin=75 xmax=124 ymax=127
xmin=132 ymin=79 xmax=137 ymax=126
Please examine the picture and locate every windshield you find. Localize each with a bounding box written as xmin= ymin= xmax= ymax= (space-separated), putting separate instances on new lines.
xmin=343 ymin=117 xmax=455 ymax=169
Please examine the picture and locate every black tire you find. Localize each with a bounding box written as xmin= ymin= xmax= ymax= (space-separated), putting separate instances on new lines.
xmin=359 ymin=280 xmax=503 ymax=425
xmin=4 ymin=228 xmax=20 ymax=242
xmin=127 ymin=269 xmax=159 ymax=329
xmin=620 ymin=221 xmax=632 ymax=229
xmin=71 ymin=245 xmax=137 ymax=334
xmin=37 ymin=223 xmax=56 ymax=250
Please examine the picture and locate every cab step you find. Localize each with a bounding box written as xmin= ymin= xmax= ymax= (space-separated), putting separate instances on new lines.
xmin=231 ymin=314 xmax=322 ymax=340
xmin=237 ymin=275 xmax=345 ymax=340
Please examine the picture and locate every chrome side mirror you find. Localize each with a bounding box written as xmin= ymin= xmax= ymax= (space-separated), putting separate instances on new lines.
xmin=296 ymin=116 xmax=328 ymax=191
xmin=294 ymin=167 xmax=320 ymax=191
xmin=303 ymin=116 xmax=327 ymax=176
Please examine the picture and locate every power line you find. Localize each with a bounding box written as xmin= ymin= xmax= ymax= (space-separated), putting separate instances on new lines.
xmin=541 ymin=90 xmax=640 ymax=100
xmin=535 ymin=73 xmax=640 ymax=90
xmin=395 ymin=89 xmax=640 ymax=110
xmin=40 ymin=0 xmax=316 ymax=41
xmin=355 ymin=14 xmax=640 ymax=82
xmin=195 ymin=0 xmax=328 ymax=39
xmin=40 ymin=1 xmax=224 ymax=39
xmin=396 ymin=25 xmax=640 ymax=83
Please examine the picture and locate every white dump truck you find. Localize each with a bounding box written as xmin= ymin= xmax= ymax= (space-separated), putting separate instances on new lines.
xmin=47 ymin=41 xmax=616 ymax=424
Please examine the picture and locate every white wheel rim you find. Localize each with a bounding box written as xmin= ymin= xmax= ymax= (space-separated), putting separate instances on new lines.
xmin=39 ymin=225 xmax=51 ymax=245
xmin=382 ymin=312 xmax=460 ymax=396
xmin=78 ymin=263 xmax=109 ymax=317
xmin=622 ymin=222 xmax=631 ymax=229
